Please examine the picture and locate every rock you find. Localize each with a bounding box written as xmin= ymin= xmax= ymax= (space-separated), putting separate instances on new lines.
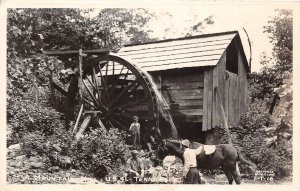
xmin=10 ymin=161 xmax=23 ymax=167
xmin=7 ymin=143 xmax=23 ymax=157
xmin=15 ymin=155 xmax=26 ymax=161
xmin=30 ymin=162 xmax=43 ymax=169
xmin=48 ymin=166 xmax=60 ymax=173
xmin=28 ymin=156 xmax=44 ymax=169
xmin=163 ymin=155 xmax=176 ymax=167
xmin=8 ymin=143 xmax=22 ymax=151
xmin=28 ymin=156 xmax=42 ymax=162
xmin=59 ymin=156 xmax=71 ymax=165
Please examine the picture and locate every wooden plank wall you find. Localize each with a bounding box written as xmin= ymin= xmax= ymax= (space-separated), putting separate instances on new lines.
xmin=160 ymin=70 xmax=204 ymax=122
xmin=226 ymin=71 xmax=239 ymax=126
xmin=207 ymin=43 xmax=249 ymax=131
xmin=214 ymin=53 xmax=227 ymax=130
xmin=213 ymin=41 xmax=248 ymax=128
xmin=203 ymin=69 xmax=213 ymax=131
xmin=237 ymin=46 xmax=249 ymax=116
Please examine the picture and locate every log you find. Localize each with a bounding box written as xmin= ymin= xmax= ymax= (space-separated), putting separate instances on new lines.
xmin=73 ymin=104 xmax=83 ymax=134
xmin=43 ymin=48 xmax=109 ymax=56
xmin=75 ymin=115 xmax=92 ymax=141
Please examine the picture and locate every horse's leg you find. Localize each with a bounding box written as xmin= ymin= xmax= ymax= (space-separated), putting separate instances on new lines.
xmin=222 ymin=167 xmax=233 ymax=184
xmin=228 ymin=162 xmax=241 ymax=184
xmin=232 ymin=170 xmax=241 ymax=184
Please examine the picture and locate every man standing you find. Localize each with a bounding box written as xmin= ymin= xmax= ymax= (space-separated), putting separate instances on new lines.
xmin=181 ymin=139 xmax=201 ymax=184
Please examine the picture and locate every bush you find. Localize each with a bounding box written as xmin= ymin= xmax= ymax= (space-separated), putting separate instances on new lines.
xmin=70 ymin=128 xmax=131 ymax=179
xmin=7 ymin=96 xmax=65 ymax=146
xmin=22 ymin=131 xmax=47 ymax=157
xmin=221 ymin=98 xmax=292 ymax=180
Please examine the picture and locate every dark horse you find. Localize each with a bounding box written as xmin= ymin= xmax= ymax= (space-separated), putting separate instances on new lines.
xmin=158 ymin=139 xmax=256 ymax=184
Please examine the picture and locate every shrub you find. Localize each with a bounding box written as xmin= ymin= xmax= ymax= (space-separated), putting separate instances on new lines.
xmin=70 ymin=128 xmax=131 ymax=179
xmin=221 ymin=98 xmax=292 ymax=180
xmin=7 ymin=96 xmax=65 ymax=146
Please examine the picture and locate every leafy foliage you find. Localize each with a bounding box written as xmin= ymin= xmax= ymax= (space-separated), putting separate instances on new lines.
xmin=70 ymin=128 xmax=131 ymax=174
xmin=7 ymin=8 xmax=157 ymax=99
xmin=220 ymin=97 xmax=292 ymax=180
xmin=235 ymin=9 xmax=293 ymax=181
xmin=249 ymin=9 xmax=292 ymax=101
xmin=7 ymin=96 xmax=65 ymax=146
xmin=186 ymin=15 xmax=214 ymax=36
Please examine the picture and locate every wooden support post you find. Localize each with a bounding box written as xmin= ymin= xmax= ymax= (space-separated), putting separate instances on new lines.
xmin=78 ymin=49 xmax=83 ymax=104
xmin=75 ymin=115 xmax=92 ymax=141
xmin=73 ymin=104 xmax=84 ymax=134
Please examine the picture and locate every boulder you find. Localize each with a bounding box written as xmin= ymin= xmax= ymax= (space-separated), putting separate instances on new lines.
xmin=10 ymin=161 xmax=23 ymax=168
xmin=163 ymin=155 xmax=176 ymax=167
xmin=15 ymin=155 xmax=26 ymax=161
xmin=7 ymin=143 xmax=23 ymax=157
xmin=28 ymin=156 xmax=42 ymax=162
xmin=48 ymin=166 xmax=60 ymax=173
xmin=30 ymin=162 xmax=43 ymax=169
xmin=8 ymin=143 xmax=22 ymax=151
xmin=28 ymin=156 xmax=44 ymax=169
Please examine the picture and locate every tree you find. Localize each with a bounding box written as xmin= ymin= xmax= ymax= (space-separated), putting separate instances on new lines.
xmin=243 ymin=9 xmax=293 ymax=180
xmin=185 ymin=15 xmax=214 ymax=36
xmin=92 ymin=8 xmax=158 ymax=49
xmin=7 ymin=8 xmax=157 ymax=98
xmin=249 ymin=9 xmax=292 ymax=101
xmin=264 ymin=9 xmax=292 ymax=73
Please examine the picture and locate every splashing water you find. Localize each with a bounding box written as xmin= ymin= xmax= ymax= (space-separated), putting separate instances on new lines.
xmin=139 ymin=69 xmax=178 ymax=139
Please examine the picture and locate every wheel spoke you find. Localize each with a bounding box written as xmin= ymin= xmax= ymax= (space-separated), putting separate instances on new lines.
xmin=130 ymin=83 xmax=141 ymax=93
xmin=105 ymin=60 xmax=109 ymax=99
xmin=107 ymin=118 xmax=116 ymax=129
xmin=112 ymin=61 xmax=115 ymax=77
xmin=86 ymin=75 xmax=98 ymax=96
xmin=82 ymin=95 xmax=93 ymax=103
xmin=82 ymin=80 xmax=100 ymax=107
xmin=92 ymin=66 xmax=102 ymax=104
xmin=121 ymin=69 xmax=130 ymax=89
xmin=110 ymin=65 xmax=125 ymax=98
xmin=82 ymin=98 xmax=97 ymax=108
xmin=108 ymin=116 xmax=128 ymax=130
xmin=98 ymin=64 xmax=109 ymax=101
xmin=108 ymin=80 xmax=139 ymax=108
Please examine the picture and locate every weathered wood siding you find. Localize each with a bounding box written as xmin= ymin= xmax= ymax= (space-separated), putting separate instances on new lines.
xmin=237 ymin=44 xmax=249 ymax=116
xmin=150 ymin=69 xmax=204 ymax=123
xmin=203 ymin=39 xmax=248 ymax=131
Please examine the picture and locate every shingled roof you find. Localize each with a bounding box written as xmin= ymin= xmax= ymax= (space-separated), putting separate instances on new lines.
xmin=118 ymin=30 xmax=249 ymax=72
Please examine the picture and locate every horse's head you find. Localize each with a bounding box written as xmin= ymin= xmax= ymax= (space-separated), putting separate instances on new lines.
xmin=157 ymin=139 xmax=184 ymax=161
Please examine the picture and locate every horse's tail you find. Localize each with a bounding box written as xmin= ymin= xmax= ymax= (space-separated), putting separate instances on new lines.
xmin=237 ymin=149 xmax=257 ymax=174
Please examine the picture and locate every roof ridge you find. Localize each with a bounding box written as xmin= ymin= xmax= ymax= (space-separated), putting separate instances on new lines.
xmin=124 ymin=30 xmax=238 ymax=47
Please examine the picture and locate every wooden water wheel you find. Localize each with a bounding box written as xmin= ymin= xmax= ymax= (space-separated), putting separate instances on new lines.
xmin=64 ymin=53 xmax=159 ymax=138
